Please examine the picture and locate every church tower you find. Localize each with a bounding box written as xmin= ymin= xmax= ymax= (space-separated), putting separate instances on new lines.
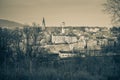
xmin=42 ymin=17 xmax=46 ymax=30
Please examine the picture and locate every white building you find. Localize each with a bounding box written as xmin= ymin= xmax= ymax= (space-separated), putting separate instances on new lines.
xmin=52 ymin=35 xmax=78 ymax=44
xmin=59 ymin=52 xmax=77 ymax=58
xmin=85 ymin=27 xmax=100 ymax=32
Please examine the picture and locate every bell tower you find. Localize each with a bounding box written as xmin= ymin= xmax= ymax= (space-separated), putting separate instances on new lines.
xmin=61 ymin=22 xmax=65 ymax=34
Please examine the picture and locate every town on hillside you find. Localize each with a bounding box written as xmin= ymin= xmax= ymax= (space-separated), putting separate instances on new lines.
xmin=1 ymin=18 xmax=120 ymax=80
xmin=7 ymin=18 xmax=117 ymax=58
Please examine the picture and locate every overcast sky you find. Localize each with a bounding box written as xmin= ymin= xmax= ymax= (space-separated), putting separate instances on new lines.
xmin=0 ymin=0 xmax=111 ymax=27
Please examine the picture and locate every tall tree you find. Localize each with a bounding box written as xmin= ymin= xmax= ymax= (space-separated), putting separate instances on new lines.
xmin=11 ymin=28 xmax=23 ymax=53
xmin=104 ymin=0 xmax=120 ymax=26
xmin=32 ymin=23 xmax=41 ymax=46
xmin=23 ymin=25 xmax=42 ymax=76
xmin=0 ymin=28 xmax=15 ymax=72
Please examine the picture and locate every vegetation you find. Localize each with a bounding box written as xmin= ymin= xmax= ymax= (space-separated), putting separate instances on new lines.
xmin=0 ymin=26 xmax=120 ymax=80
xmin=103 ymin=0 xmax=120 ymax=53
xmin=104 ymin=0 xmax=120 ymax=26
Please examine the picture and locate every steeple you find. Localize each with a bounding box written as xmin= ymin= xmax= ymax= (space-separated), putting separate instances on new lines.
xmin=42 ymin=17 xmax=46 ymax=30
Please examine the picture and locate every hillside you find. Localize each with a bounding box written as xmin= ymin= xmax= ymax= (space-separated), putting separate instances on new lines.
xmin=0 ymin=19 xmax=23 ymax=29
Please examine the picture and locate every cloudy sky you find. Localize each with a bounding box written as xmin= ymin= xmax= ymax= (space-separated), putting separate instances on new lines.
xmin=0 ymin=0 xmax=111 ymax=27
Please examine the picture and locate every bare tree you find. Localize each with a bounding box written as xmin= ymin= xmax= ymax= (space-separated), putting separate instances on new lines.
xmin=104 ymin=0 xmax=120 ymax=26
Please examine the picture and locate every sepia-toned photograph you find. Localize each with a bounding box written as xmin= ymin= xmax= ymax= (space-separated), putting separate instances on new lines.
xmin=0 ymin=0 xmax=120 ymax=80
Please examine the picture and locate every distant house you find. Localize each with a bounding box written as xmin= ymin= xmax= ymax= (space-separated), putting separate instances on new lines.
xmin=59 ymin=52 xmax=77 ymax=58
xmin=107 ymin=37 xmax=118 ymax=46
xmin=51 ymin=35 xmax=78 ymax=44
xmin=100 ymin=27 xmax=109 ymax=31
xmin=85 ymin=27 xmax=100 ymax=32
xmin=97 ymin=39 xmax=108 ymax=46
xmin=87 ymin=39 xmax=98 ymax=47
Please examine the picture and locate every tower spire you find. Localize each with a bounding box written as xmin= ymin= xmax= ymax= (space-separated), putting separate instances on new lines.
xmin=42 ymin=17 xmax=46 ymax=30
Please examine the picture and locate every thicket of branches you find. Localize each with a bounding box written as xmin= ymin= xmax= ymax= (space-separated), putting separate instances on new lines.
xmin=104 ymin=0 xmax=120 ymax=25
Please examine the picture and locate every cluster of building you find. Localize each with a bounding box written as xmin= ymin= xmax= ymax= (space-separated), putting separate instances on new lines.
xmin=33 ymin=18 xmax=117 ymax=58
xmin=20 ymin=18 xmax=118 ymax=58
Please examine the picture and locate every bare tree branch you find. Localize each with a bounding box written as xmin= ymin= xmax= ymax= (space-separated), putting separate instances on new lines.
xmin=104 ymin=0 xmax=120 ymax=26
